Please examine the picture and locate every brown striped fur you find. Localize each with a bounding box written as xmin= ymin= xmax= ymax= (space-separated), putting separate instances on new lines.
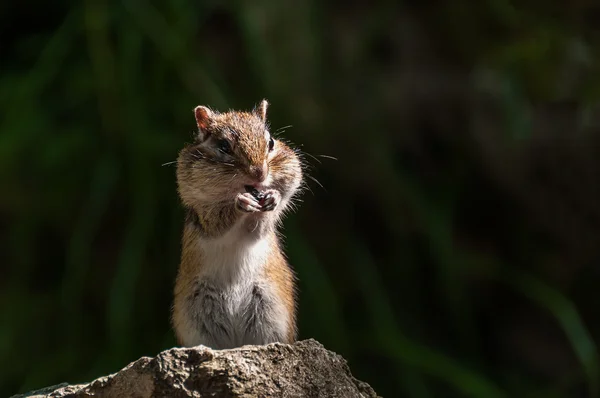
xmin=172 ymin=100 xmax=302 ymax=348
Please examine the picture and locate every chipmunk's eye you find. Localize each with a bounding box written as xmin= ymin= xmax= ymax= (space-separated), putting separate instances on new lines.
xmin=216 ymin=139 xmax=232 ymax=155
xmin=268 ymin=136 xmax=275 ymax=152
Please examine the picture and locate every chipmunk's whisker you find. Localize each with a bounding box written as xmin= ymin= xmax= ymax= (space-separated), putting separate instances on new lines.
xmin=276 ymin=125 xmax=293 ymax=132
xmin=303 ymin=182 xmax=315 ymax=196
xmin=302 ymin=151 xmax=322 ymax=164
xmin=318 ymin=155 xmax=337 ymax=161
xmin=306 ymin=175 xmax=324 ymax=191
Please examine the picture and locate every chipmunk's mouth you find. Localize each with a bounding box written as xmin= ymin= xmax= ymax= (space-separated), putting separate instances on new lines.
xmin=244 ymin=185 xmax=270 ymax=208
xmin=244 ymin=185 xmax=264 ymax=199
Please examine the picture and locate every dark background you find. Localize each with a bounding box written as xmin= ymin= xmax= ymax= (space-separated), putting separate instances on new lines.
xmin=3 ymin=1 xmax=600 ymax=397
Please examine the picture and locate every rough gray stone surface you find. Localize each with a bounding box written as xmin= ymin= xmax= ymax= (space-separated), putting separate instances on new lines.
xmin=12 ymin=339 xmax=378 ymax=398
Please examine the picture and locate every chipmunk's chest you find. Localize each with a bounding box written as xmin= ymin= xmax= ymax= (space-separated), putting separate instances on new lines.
xmin=178 ymin=233 xmax=288 ymax=349
xmin=199 ymin=237 xmax=266 ymax=318
xmin=212 ymin=275 xmax=257 ymax=319
xmin=196 ymin=277 xmax=255 ymax=333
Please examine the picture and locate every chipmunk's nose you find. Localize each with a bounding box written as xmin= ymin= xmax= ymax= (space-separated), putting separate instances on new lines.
xmin=249 ymin=162 xmax=268 ymax=183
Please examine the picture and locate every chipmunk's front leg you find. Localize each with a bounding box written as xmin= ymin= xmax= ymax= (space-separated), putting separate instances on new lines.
xmin=259 ymin=190 xmax=281 ymax=212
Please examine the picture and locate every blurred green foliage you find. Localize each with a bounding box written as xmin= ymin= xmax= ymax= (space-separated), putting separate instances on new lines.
xmin=2 ymin=1 xmax=600 ymax=397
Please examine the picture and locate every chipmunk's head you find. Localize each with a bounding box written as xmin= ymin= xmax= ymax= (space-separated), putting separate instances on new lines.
xmin=177 ymin=100 xmax=302 ymax=210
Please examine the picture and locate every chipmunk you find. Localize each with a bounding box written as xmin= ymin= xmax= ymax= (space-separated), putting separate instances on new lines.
xmin=172 ymin=100 xmax=303 ymax=349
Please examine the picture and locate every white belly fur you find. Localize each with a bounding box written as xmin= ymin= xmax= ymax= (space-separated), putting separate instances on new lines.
xmin=180 ymin=218 xmax=288 ymax=348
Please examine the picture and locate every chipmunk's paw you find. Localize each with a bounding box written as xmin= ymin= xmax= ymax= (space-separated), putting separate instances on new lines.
xmin=260 ymin=190 xmax=281 ymax=212
xmin=236 ymin=192 xmax=262 ymax=213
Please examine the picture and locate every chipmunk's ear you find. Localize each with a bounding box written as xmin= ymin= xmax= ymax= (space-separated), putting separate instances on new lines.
xmin=194 ymin=106 xmax=213 ymax=140
xmin=255 ymin=99 xmax=269 ymax=122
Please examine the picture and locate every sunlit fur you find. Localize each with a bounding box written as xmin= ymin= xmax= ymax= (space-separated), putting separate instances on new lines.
xmin=176 ymin=109 xmax=303 ymax=234
xmin=173 ymin=103 xmax=303 ymax=349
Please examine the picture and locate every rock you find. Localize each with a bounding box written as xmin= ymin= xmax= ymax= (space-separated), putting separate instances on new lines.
xmin=12 ymin=339 xmax=379 ymax=398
